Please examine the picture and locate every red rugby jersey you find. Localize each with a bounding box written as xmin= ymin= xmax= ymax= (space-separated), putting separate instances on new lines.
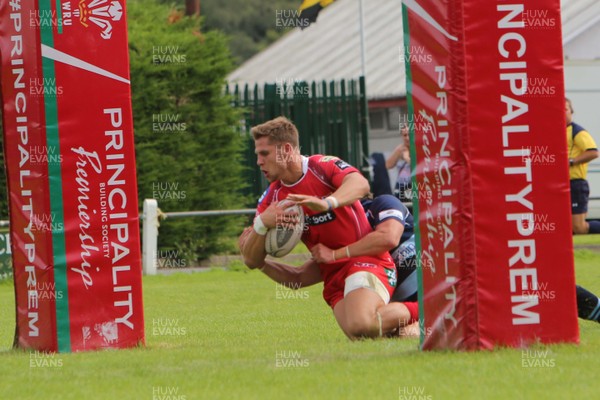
xmin=256 ymin=155 xmax=391 ymax=282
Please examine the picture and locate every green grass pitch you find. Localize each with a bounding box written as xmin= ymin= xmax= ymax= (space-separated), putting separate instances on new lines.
xmin=1 ymin=241 xmax=599 ymax=399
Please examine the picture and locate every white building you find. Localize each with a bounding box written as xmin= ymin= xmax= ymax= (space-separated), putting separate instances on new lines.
xmin=229 ymin=0 xmax=600 ymax=200
xmin=563 ymin=0 xmax=600 ymax=202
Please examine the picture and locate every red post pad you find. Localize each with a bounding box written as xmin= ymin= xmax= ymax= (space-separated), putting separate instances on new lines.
xmin=0 ymin=0 xmax=144 ymax=352
xmin=402 ymin=0 xmax=578 ymax=350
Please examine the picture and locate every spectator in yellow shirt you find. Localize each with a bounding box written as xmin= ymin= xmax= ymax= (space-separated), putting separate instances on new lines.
xmin=567 ymin=98 xmax=600 ymax=234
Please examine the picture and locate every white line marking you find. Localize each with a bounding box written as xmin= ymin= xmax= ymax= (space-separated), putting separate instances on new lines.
xmin=41 ymin=44 xmax=130 ymax=84
xmin=403 ymin=0 xmax=459 ymax=42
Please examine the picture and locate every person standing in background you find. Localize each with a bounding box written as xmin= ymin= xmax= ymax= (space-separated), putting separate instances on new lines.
xmin=386 ymin=124 xmax=412 ymax=203
xmin=567 ymin=98 xmax=600 ymax=234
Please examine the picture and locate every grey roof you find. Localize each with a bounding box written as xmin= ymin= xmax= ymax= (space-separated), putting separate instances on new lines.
xmin=228 ymin=0 xmax=600 ymax=99
xmin=562 ymin=0 xmax=600 ymax=59
xmin=227 ymin=0 xmax=405 ymax=99
xmin=562 ymin=0 xmax=600 ymax=46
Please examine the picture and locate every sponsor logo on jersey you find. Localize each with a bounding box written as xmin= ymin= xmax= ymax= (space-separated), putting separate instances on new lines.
xmin=257 ymin=187 xmax=270 ymax=206
xmin=379 ymin=209 xmax=404 ymax=221
xmin=334 ymin=159 xmax=351 ymax=170
xmin=354 ymin=262 xmax=377 ymax=269
xmin=305 ymin=211 xmax=336 ymax=226
xmin=392 ymin=236 xmax=416 ymax=265
xmin=385 ymin=267 xmax=397 ymax=287
xmin=319 ymin=155 xmax=337 ymax=162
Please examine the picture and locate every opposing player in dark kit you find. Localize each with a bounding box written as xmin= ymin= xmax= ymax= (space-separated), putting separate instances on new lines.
xmin=313 ymin=194 xmax=600 ymax=326
xmin=311 ymin=194 xmax=417 ymax=303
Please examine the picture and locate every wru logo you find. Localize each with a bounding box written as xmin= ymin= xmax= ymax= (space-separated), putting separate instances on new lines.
xmin=78 ymin=0 xmax=123 ymax=39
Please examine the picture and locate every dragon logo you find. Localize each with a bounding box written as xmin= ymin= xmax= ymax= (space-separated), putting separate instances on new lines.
xmin=78 ymin=0 xmax=123 ymax=40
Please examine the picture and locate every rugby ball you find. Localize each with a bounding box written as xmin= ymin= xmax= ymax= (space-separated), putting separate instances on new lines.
xmin=265 ymin=200 xmax=305 ymax=257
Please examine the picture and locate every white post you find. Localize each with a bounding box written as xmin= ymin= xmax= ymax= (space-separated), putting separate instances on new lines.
xmin=142 ymin=199 xmax=159 ymax=275
xmin=358 ymin=0 xmax=367 ymax=79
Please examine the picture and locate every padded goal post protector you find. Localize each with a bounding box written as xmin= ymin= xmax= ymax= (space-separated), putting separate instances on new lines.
xmin=0 ymin=0 xmax=144 ymax=352
xmin=402 ymin=0 xmax=579 ymax=350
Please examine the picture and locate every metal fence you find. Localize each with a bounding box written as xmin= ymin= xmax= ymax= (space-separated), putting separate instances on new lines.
xmin=226 ymin=77 xmax=370 ymax=200
xmin=4 ymin=190 xmax=600 ymax=278
xmin=0 ymin=228 xmax=11 ymax=279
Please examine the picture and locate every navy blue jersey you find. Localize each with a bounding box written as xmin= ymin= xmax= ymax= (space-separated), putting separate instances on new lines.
xmin=362 ymin=195 xmax=414 ymax=252
xmin=362 ymin=194 xmax=417 ymax=301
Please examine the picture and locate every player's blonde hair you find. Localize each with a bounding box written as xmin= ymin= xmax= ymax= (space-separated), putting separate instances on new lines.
xmin=251 ymin=116 xmax=299 ymax=148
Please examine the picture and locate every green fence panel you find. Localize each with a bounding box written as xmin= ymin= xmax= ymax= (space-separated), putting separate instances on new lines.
xmin=227 ymin=77 xmax=370 ymax=201
xmin=0 ymin=228 xmax=11 ymax=280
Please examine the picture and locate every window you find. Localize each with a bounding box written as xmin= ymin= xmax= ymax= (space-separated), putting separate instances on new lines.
xmin=387 ymin=108 xmax=401 ymax=131
xmin=369 ymin=109 xmax=385 ymax=131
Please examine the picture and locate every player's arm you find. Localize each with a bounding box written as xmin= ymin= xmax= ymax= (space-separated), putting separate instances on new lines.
xmin=239 ymin=229 xmax=321 ymax=286
xmin=385 ymin=144 xmax=404 ymax=169
xmin=572 ymin=132 xmax=599 ymax=165
xmin=239 ymin=201 xmax=295 ymax=269
xmin=330 ymin=172 xmax=371 ymax=207
xmin=260 ymin=259 xmax=322 ymax=289
xmin=311 ymin=218 xmax=403 ymax=263
xmin=571 ymin=149 xmax=599 ymax=165
xmin=238 ymin=226 xmax=267 ymax=269
xmin=288 ymin=172 xmax=370 ymax=212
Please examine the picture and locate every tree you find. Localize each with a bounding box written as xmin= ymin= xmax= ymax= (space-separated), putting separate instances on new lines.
xmin=127 ymin=0 xmax=248 ymax=261
xmin=158 ymin=0 xmax=300 ymax=65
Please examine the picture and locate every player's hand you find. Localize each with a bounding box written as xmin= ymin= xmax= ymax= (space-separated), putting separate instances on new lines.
xmin=310 ymin=243 xmax=336 ymax=264
xmin=287 ymin=194 xmax=329 ymax=212
xmin=259 ymin=201 xmax=300 ymax=229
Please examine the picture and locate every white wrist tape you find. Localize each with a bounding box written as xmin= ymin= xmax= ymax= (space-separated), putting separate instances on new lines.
xmin=326 ymin=196 xmax=339 ymax=209
xmin=253 ymin=215 xmax=268 ymax=236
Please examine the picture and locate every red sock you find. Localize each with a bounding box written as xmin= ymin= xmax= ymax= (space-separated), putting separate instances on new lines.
xmin=403 ymin=301 xmax=419 ymax=324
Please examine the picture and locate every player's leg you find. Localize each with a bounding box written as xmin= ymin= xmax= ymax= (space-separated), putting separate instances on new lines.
xmin=577 ymin=180 xmax=600 ymax=233
xmin=333 ymin=287 xmax=413 ymax=339
xmin=576 ymin=285 xmax=600 ymax=323
xmin=333 ymin=261 xmax=419 ymax=339
xmin=333 ymin=288 xmax=382 ymax=338
xmin=572 ymin=213 xmax=589 ymax=234
xmin=378 ymin=299 xmax=418 ymax=335
xmin=571 ymin=179 xmax=597 ymax=234
xmin=391 ymin=255 xmax=418 ymax=302
xmin=398 ymin=321 xmax=421 ymax=337
xmin=588 ymin=220 xmax=600 ymax=234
